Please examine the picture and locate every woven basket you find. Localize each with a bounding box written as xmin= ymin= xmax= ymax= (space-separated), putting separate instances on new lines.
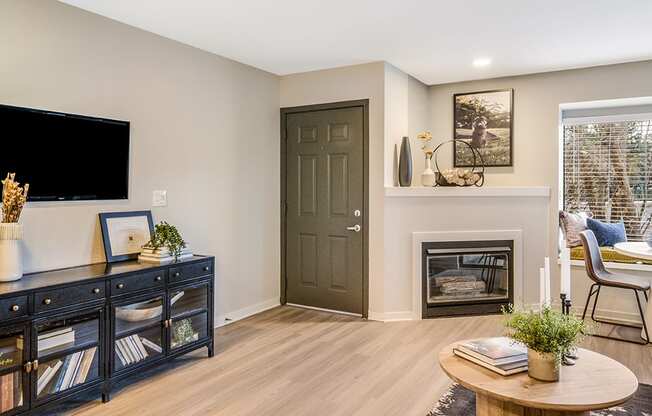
xmin=433 ymin=139 xmax=485 ymax=187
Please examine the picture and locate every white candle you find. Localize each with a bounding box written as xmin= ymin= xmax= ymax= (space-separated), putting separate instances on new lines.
xmin=560 ymin=247 xmax=571 ymax=299
xmin=539 ymin=267 xmax=546 ymax=307
xmin=544 ymin=257 xmax=551 ymax=306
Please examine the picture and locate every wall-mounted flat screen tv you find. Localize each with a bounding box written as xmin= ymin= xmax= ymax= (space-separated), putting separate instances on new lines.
xmin=0 ymin=104 xmax=129 ymax=201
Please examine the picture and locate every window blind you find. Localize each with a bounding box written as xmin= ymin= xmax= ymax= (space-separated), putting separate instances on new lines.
xmin=563 ymin=119 xmax=652 ymax=241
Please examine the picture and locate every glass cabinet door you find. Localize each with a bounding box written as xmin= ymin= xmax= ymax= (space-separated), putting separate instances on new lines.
xmin=169 ymin=283 xmax=209 ymax=351
xmin=0 ymin=325 xmax=27 ymax=414
xmin=34 ymin=310 xmax=102 ymax=402
xmin=112 ymin=295 xmax=165 ymax=373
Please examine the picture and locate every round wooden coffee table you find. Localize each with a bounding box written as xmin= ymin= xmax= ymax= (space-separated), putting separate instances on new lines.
xmin=439 ymin=341 xmax=638 ymax=416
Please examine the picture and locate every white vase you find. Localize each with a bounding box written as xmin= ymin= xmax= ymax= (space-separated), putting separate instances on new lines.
xmin=0 ymin=223 xmax=23 ymax=282
xmin=421 ymin=157 xmax=436 ymax=187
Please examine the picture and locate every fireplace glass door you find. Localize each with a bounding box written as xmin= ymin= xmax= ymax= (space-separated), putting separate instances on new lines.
xmin=426 ymin=247 xmax=510 ymax=305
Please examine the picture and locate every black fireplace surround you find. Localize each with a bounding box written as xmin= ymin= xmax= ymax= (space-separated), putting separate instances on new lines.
xmin=422 ymin=240 xmax=514 ymax=318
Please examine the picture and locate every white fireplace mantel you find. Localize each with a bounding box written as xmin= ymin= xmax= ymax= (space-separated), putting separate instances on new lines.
xmin=385 ymin=186 xmax=550 ymax=198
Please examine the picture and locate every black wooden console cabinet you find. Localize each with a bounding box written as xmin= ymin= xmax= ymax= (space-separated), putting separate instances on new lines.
xmin=0 ymin=255 xmax=214 ymax=415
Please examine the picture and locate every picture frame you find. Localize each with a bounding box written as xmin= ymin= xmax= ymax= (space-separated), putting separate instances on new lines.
xmin=99 ymin=210 xmax=154 ymax=263
xmin=453 ymin=89 xmax=513 ymax=167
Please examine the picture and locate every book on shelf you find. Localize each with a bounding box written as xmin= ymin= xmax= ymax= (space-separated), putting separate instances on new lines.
xmin=0 ymin=371 xmax=21 ymax=412
xmin=141 ymin=245 xmax=192 ymax=256
xmin=42 ymin=348 xmax=97 ymax=396
xmin=115 ymin=335 xmax=150 ymax=367
xmin=138 ymin=253 xmax=193 ymax=264
xmin=17 ymin=327 xmax=75 ymax=353
xmin=456 ymin=337 xmax=527 ymax=366
xmin=60 ymin=351 xmax=82 ymax=391
xmin=74 ymin=347 xmax=96 ymax=386
xmin=453 ymin=348 xmax=528 ymax=376
xmin=140 ymin=337 xmax=162 ymax=354
xmin=37 ymin=360 xmax=62 ymax=395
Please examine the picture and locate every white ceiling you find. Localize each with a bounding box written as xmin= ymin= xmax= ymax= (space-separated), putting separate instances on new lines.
xmin=59 ymin=0 xmax=652 ymax=85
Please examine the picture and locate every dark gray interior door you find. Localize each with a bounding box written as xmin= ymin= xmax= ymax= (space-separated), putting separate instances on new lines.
xmin=285 ymin=106 xmax=364 ymax=314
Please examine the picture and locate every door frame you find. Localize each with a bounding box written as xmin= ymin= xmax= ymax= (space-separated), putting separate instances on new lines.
xmin=280 ymin=99 xmax=369 ymax=318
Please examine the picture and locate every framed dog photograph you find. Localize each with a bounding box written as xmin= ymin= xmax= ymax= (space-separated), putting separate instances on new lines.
xmin=453 ymin=89 xmax=513 ymax=167
xmin=99 ymin=210 xmax=154 ymax=263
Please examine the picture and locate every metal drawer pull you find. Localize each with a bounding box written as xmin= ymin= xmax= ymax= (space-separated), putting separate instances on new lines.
xmin=117 ymin=283 xmax=125 ymax=289
xmin=10 ymin=305 xmax=19 ymax=312
xmin=33 ymin=360 xmax=39 ymax=371
xmin=174 ymin=272 xmax=180 ymax=277
xmin=203 ymin=266 xmax=210 ymax=272
xmin=24 ymin=361 xmax=32 ymax=373
xmin=155 ymin=276 xmax=162 ymax=281
xmin=93 ymin=288 xmax=101 ymax=294
xmin=43 ymin=298 xmax=52 ymax=305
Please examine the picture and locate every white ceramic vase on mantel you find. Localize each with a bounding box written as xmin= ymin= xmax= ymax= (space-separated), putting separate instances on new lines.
xmin=0 ymin=223 xmax=23 ymax=282
xmin=421 ymin=156 xmax=436 ymax=187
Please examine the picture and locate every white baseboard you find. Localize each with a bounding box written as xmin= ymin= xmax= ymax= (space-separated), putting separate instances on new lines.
xmin=368 ymin=310 xmax=415 ymax=322
xmin=286 ymin=303 xmax=362 ymax=317
xmin=215 ymin=297 xmax=280 ymax=328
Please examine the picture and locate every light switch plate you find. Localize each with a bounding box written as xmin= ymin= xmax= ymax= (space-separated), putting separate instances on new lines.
xmin=152 ymin=190 xmax=167 ymax=207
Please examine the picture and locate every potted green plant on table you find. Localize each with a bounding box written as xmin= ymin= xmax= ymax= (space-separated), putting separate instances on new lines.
xmin=143 ymin=221 xmax=187 ymax=260
xmin=503 ymin=306 xmax=587 ymax=382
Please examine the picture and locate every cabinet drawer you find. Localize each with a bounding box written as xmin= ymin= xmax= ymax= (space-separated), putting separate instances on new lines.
xmin=34 ymin=282 xmax=105 ymax=313
xmin=169 ymin=261 xmax=212 ymax=283
xmin=0 ymin=296 xmax=28 ymax=320
xmin=111 ymin=270 xmax=166 ymax=296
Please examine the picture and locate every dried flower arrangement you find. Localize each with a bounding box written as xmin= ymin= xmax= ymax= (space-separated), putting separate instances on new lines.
xmin=417 ymin=131 xmax=434 ymax=160
xmin=1 ymin=173 xmax=29 ymax=223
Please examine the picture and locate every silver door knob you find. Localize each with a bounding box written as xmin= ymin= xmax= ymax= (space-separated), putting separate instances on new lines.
xmin=346 ymin=224 xmax=361 ymax=232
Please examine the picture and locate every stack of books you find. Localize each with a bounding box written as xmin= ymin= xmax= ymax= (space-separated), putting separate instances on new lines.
xmin=37 ymin=346 xmax=97 ymax=396
xmin=453 ymin=337 xmax=528 ymax=376
xmin=17 ymin=327 xmax=76 ymax=354
xmin=115 ymin=335 xmax=161 ymax=367
xmin=0 ymin=372 xmax=22 ymax=412
xmin=138 ymin=245 xmax=193 ymax=264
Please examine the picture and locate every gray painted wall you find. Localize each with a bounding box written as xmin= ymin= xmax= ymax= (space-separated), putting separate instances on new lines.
xmin=0 ymin=0 xmax=281 ymax=323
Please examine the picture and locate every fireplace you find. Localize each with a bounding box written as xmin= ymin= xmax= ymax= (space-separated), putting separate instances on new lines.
xmin=422 ymin=240 xmax=514 ymax=318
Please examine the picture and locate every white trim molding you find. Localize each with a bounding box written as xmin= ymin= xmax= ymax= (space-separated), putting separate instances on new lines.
xmin=215 ymin=298 xmax=280 ymax=328
xmin=385 ymin=186 xmax=550 ymax=198
xmin=286 ymin=303 xmax=362 ymax=317
xmin=368 ymin=310 xmax=415 ymax=322
xmin=412 ymin=229 xmax=524 ymax=320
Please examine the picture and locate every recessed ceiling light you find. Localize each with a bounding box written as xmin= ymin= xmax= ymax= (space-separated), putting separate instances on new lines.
xmin=473 ymin=58 xmax=492 ymax=68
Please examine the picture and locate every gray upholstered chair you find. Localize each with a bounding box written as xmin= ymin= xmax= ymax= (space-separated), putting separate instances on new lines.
xmin=579 ymin=230 xmax=650 ymax=344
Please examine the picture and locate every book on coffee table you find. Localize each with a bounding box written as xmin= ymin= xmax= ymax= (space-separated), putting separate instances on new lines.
xmin=456 ymin=337 xmax=527 ymax=366
xmin=453 ymin=347 xmax=528 ymax=376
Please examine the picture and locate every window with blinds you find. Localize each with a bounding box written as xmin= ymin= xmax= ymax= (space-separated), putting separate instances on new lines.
xmin=563 ymin=119 xmax=652 ymax=241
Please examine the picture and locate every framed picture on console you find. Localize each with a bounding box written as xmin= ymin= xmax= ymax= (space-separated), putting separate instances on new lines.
xmin=99 ymin=210 xmax=154 ymax=262
xmin=453 ymin=89 xmax=513 ymax=167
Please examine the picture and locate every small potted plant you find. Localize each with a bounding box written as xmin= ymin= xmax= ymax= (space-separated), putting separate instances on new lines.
xmin=503 ymin=306 xmax=587 ymax=381
xmin=0 ymin=173 xmax=29 ymax=282
xmin=143 ymin=221 xmax=187 ymax=260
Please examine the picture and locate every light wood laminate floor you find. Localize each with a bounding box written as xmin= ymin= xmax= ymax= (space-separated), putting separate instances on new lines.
xmin=68 ymin=306 xmax=652 ymax=416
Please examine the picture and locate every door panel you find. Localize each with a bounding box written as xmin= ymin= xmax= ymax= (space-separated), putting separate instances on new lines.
xmin=285 ymin=106 xmax=364 ymax=314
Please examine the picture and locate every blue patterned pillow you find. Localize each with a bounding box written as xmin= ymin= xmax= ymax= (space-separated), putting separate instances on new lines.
xmin=586 ymin=218 xmax=627 ymax=247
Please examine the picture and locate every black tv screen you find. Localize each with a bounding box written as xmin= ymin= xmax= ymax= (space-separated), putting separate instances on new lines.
xmin=0 ymin=104 xmax=129 ymax=201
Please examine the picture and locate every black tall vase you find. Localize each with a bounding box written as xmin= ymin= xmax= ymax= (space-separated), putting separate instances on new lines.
xmin=398 ymin=136 xmax=412 ymax=187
